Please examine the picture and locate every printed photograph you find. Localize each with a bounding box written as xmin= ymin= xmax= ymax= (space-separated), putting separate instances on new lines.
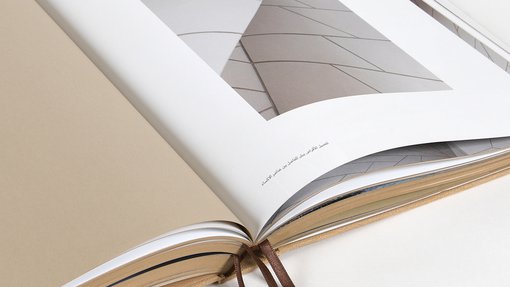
xmin=221 ymin=0 xmax=450 ymax=119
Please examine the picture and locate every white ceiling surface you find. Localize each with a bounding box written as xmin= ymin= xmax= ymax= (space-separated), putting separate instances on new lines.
xmin=142 ymin=0 xmax=261 ymax=73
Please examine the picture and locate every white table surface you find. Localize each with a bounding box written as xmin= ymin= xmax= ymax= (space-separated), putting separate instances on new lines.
xmin=219 ymin=174 xmax=510 ymax=286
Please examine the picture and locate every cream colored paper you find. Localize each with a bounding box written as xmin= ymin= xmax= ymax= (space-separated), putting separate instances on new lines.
xmin=0 ymin=1 xmax=237 ymax=286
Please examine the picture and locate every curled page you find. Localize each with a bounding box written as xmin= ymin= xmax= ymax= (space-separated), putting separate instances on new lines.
xmin=38 ymin=0 xmax=510 ymax=236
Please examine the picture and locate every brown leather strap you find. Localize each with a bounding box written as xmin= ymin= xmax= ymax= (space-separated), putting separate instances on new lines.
xmin=243 ymin=244 xmax=278 ymax=287
xmin=258 ymin=240 xmax=296 ymax=287
xmin=234 ymin=241 xmax=295 ymax=287
xmin=233 ymin=254 xmax=245 ymax=287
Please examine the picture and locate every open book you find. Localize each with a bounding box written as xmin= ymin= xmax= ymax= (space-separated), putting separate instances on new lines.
xmin=2 ymin=0 xmax=510 ymax=286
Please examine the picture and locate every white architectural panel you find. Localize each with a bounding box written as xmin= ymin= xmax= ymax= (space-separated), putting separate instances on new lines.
xmin=142 ymin=0 xmax=261 ymax=73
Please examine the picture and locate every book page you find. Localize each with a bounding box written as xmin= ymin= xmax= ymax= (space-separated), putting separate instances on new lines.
xmin=145 ymin=0 xmax=510 ymax=233
xmin=38 ymin=0 xmax=510 ymax=236
xmin=420 ymin=0 xmax=510 ymax=62
xmin=261 ymin=142 xmax=510 ymax=239
xmin=412 ymin=0 xmax=510 ymax=73
xmin=0 ymin=1 xmax=239 ymax=286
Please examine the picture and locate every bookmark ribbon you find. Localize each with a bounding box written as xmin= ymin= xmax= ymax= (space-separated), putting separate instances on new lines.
xmin=233 ymin=239 xmax=295 ymax=287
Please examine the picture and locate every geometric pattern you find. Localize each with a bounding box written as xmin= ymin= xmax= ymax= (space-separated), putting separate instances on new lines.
xmin=142 ymin=0 xmax=262 ymax=74
xmin=222 ymin=0 xmax=450 ymax=119
xmin=449 ymin=137 xmax=510 ymax=156
xmin=295 ymin=136 xmax=510 ymax=202
xmin=293 ymin=142 xmax=458 ymax=201
xmin=292 ymin=0 xmax=510 ymax=201
xmin=143 ymin=0 xmax=510 ymax=198
xmin=221 ymin=42 xmax=278 ymax=119
xmin=294 ymin=136 xmax=510 ymax=203
xmin=412 ymin=0 xmax=510 ymax=74
xmin=411 ymin=0 xmax=510 ymax=161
